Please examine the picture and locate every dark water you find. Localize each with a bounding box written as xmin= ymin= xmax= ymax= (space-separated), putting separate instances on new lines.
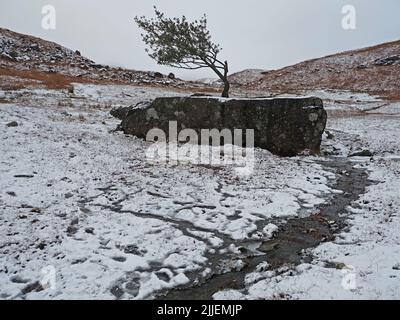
xmin=158 ymin=158 xmax=371 ymax=300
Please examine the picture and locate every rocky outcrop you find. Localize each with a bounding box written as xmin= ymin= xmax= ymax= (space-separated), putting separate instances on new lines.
xmin=0 ymin=27 xmax=184 ymax=87
xmin=114 ymin=97 xmax=327 ymax=156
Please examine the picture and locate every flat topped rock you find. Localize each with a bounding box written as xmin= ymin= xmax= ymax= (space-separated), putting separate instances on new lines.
xmin=113 ymin=96 xmax=327 ymax=157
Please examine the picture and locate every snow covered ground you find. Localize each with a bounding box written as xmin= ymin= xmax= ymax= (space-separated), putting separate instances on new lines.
xmin=215 ymin=92 xmax=400 ymax=300
xmin=1 ymin=84 xmax=399 ymax=299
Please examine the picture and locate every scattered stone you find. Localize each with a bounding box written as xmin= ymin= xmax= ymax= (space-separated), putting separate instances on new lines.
xmin=255 ymin=262 xmax=270 ymax=272
xmin=112 ymin=256 xmax=127 ymax=263
xmin=66 ymin=225 xmax=78 ymax=235
xmin=123 ymin=244 xmax=146 ymax=256
xmin=14 ymin=174 xmax=34 ymax=178
xmin=71 ymin=257 xmax=88 ymax=265
xmin=10 ymin=275 xmax=30 ymax=284
xmin=325 ymin=261 xmax=347 ymax=270
xmin=124 ymin=280 xmax=140 ymax=297
xmin=85 ymin=227 xmax=94 ymax=234
xmin=155 ymin=271 xmax=171 ymax=282
xmin=21 ymin=281 xmax=44 ymax=294
xmin=392 ymin=263 xmax=400 ymax=271
xmin=110 ymin=285 xmax=124 ymax=299
xmin=168 ymin=72 xmax=175 ymax=80
xmin=61 ymin=111 xmax=72 ymax=117
xmin=6 ymin=121 xmax=18 ymax=127
xmin=100 ymin=238 xmax=111 ymax=247
xmin=148 ymin=71 xmax=163 ymax=78
xmin=349 ymin=150 xmax=374 ymax=157
xmin=64 ymin=192 xmax=73 ymax=199
xmin=325 ymin=130 xmax=334 ymax=139
xmin=36 ymin=241 xmax=47 ymax=250
xmin=29 ymin=43 xmax=40 ymax=51
xmin=263 ymin=223 xmax=279 ymax=239
xmin=374 ymin=55 xmax=400 ymax=66
xmin=1 ymin=52 xmax=15 ymax=60
xmin=79 ymin=207 xmax=91 ymax=214
xmin=6 ymin=191 xmax=16 ymax=197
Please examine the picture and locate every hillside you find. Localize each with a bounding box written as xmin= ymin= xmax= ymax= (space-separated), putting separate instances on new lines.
xmin=0 ymin=27 xmax=188 ymax=90
xmin=231 ymin=41 xmax=400 ymax=99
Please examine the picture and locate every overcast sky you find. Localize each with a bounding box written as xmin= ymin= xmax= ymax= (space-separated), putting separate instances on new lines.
xmin=1 ymin=0 xmax=399 ymax=79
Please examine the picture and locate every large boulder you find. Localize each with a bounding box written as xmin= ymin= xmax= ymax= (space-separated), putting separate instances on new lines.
xmin=113 ymin=97 xmax=327 ymax=156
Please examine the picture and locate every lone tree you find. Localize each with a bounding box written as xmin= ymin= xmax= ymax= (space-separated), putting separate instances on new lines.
xmin=135 ymin=7 xmax=230 ymax=97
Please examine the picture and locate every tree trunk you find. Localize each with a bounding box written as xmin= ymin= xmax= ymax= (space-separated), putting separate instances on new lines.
xmin=221 ymin=60 xmax=230 ymax=98
xmin=206 ymin=60 xmax=230 ymax=98
xmin=222 ymin=80 xmax=230 ymax=98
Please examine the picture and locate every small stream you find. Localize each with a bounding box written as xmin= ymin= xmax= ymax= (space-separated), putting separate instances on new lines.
xmin=158 ymin=157 xmax=371 ymax=300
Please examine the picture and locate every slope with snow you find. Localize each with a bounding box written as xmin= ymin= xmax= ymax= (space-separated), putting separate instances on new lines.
xmin=0 ymin=28 xmax=190 ymax=90
xmin=232 ymin=41 xmax=400 ymax=99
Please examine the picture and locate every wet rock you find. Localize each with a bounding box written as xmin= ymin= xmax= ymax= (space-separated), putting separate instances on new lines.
xmin=114 ymin=97 xmax=327 ymax=156
xmin=155 ymin=271 xmax=171 ymax=282
xmin=168 ymin=72 xmax=175 ymax=80
xmin=6 ymin=121 xmax=18 ymax=127
xmin=124 ymin=280 xmax=140 ymax=297
xmin=110 ymin=285 xmax=124 ymax=299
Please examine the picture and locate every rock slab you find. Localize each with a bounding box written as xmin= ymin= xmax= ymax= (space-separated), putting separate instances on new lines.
xmin=114 ymin=97 xmax=327 ymax=156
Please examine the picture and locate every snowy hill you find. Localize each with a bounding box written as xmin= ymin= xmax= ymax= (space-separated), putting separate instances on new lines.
xmin=0 ymin=27 xmax=187 ymax=90
xmin=232 ymin=41 xmax=400 ymax=99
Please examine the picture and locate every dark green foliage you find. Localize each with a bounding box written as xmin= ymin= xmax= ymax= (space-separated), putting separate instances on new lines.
xmin=135 ymin=7 xmax=230 ymax=97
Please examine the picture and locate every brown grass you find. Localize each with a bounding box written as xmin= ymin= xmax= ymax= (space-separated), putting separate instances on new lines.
xmin=0 ymin=67 xmax=98 ymax=90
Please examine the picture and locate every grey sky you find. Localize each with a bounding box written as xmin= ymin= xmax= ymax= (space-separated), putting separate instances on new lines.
xmin=1 ymin=0 xmax=399 ymax=79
